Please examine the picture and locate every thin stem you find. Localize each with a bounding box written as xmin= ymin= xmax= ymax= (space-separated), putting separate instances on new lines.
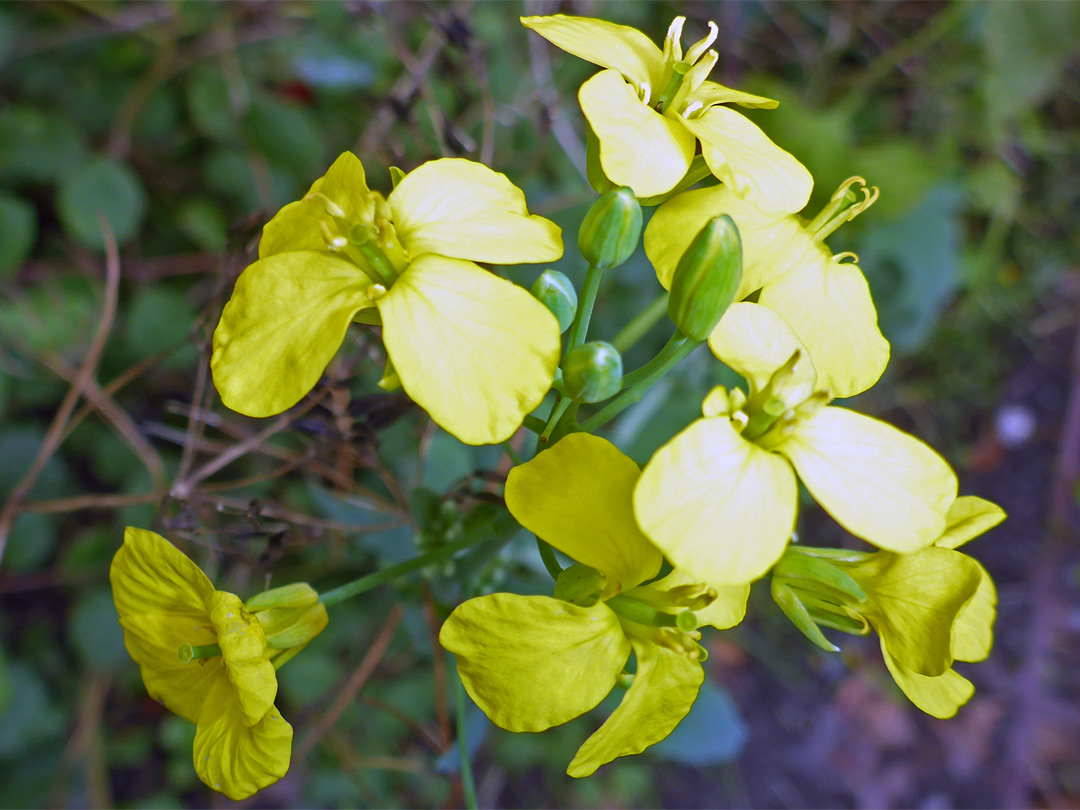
xmin=501 ymin=440 xmax=522 ymax=466
xmin=581 ymin=335 xmax=698 ymax=433
xmin=564 ymin=263 xmax=605 ymax=352
xmin=319 ymin=534 xmax=482 ymax=608
xmin=522 ymin=415 xmax=546 ymax=434
xmin=536 ymin=537 xmax=564 ymax=580
xmin=454 ymin=667 xmax=478 ymax=810
xmin=539 ymin=395 xmax=573 ymax=444
xmin=611 ymin=292 xmax=670 ymax=354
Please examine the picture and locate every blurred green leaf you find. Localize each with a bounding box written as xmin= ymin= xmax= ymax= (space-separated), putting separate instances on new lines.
xmin=0 ymin=276 xmax=97 ymax=357
xmin=4 ymin=512 xmax=59 ymax=573
xmin=0 ymin=647 xmax=9 ymax=714
xmin=852 ymin=141 xmax=940 ymax=221
xmin=245 ymin=96 xmax=325 ymax=178
xmin=0 ymin=106 xmax=86 ymax=185
xmin=277 ymin=649 xmax=338 ymax=706
xmin=176 ymin=197 xmax=227 ymax=251
xmin=57 ymin=157 xmax=148 ymax=250
xmin=0 ymin=425 xmax=75 ymax=499
xmin=420 ymin=429 xmax=474 ymax=493
xmin=186 ymin=69 xmax=237 ymax=142
xmin=0 ymin=662 xmax=65 ymax=757
xmin=0 ymin=192 xmax=36 ymax=274
xmin=123 ymin=285 xmax=198 ymax=370
xmin=69 ymin=588 xmax=128 ymax=671
xmin=653 ymin=680 xmax=747 ymax=765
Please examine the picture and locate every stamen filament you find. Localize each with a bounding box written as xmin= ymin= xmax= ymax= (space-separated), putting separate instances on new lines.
xmin=178 ymin=642 xmax=222 ymax=663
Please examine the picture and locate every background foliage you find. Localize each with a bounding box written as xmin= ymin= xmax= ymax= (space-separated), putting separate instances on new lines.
xmin=1 ymin=1 xmax=1079 ymax=807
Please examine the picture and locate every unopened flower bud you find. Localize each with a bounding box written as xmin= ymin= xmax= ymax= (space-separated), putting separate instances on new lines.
xmin=667 ymin=214 xmax=742 ymax=341
xmin=577 ymin=187 xmax=642 ymax=270
xmin=561 ymin=341 xmax=622 ymax=403
xmin=531 ymin=270 xmax=578 ymax=333
xmin=246 ymin=583 xmax=328 ymax=653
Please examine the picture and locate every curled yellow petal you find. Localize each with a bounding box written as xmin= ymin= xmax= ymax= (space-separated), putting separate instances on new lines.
xmin=681 ymin=106 xmax=812 ymax=215
xmin=936 ymin=496 xmax=1007 ymax=550
xmin=881 ymin=641 xmax=974 ymax=720
xmin=211 ymin=251 xmax=374 ymax=418
xmin=567 ymin=640 xmax=703 ymax=777
xmin=377 ymin=256 xmax=559 ymax=445
xmin=209 ymin=591 xmax=277 ymax=727
xmin=579 ymin=69 xmax=695 ymax=199
xmin=440 ymin=594 xmax=630 ymax=732
xmin=778 ymin=407 xmax=957 ymax=553
xmin=193 ymin=679 xmax=292 ymax=801
xmin=951 ymin=561 xmax=996 ymax=663
xmin=634 ymin=417 xmax=797 ymax=586
xmin=505 ymin=433 xmax=662 ymax=592
xmin=646 ymin=568 xmax=750 ymax=630
xmin=707 ymin=302 xmax=815 ymax=398
xmin=389 ymin=158 xmax=562 ymax=265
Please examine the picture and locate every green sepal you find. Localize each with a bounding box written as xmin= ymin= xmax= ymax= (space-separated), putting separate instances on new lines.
xmin=389 ymin=166 xmax=406 ymax=188
xmin=554 ymin=563 xmax=605 ymax=607
xmin=771 ymin=580 xmax=839 ymax=653
xmin=772 ymin=551 xmax=866 ymax=604
xmin=577 ymin=187 xmax=642 ymax=271
xmin=585 ymin=121 xmax=616 ymax=196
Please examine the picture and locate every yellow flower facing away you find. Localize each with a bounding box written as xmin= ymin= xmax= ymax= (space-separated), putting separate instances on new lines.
xmin=110 ymin=528 xmax=328 ymax=800
xmin=439 ymin=433 xmax=749 ymax=777
xmin=775 ymin=496 xmax=1004 ymax=718
xmin=521 ymin=14 xmax=812 ymax=210
xmin=645 ymin=176 xmax=889 ymax=398
xmin=211 ymin=151 xmax=564 ymax=446
xmin=633 ymin=303 xmax=957 ymax=587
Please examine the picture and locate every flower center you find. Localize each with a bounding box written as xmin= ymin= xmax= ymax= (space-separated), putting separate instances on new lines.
xmin=650 ymin=16 xmax=719 ymax=118
xmin=805 ymin=177 xmax=880 ymax=243
xmin=309 ymin=189 xmax=409 ymax=287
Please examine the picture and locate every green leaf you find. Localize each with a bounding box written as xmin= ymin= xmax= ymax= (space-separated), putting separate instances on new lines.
xmin=176 ymin=197 xmax=227 ymax=251
xmin=4 ymin=512 xmax=59 ymax=573
xmin=0 ymin=192 xmax=36 ymax=274
xmin=186 ymin=69 xmax=237 ymax=142
xmin=245 ymin=96 xmax=325 ymax=178
xmin=0 ymin=662 xmax=65 ymax=757
xmin=69 ymin=589 xmax=128 ymax=671
xmin=123 ymin=285 xmax=198 ymax=370
xmin=57 ymin=157 xmax=148 ymax=250
xmin=0 ymin=106 xmax=86 ymax=185
xmin=0 ymin=276 xmax=97 ymax=358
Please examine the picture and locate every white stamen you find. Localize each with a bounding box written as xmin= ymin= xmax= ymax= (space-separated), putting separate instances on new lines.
xmin=664 ymin=16 xmax=686 ymax=63
xmin=639 ymin=82 xmax=651 ymax=107
xmin=685 ymin=21 xmax=718 ymax=66
xmin=681 ymin=101 xmax=704 ymax=119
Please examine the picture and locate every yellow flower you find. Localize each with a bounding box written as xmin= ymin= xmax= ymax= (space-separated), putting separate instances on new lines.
xmin=439 ymin=434 xmax=748 ymax=777
xmin=522 ymin=14 xmax=811 ymax=210
xmin=634 ymin=303 xmax=956 ymax=586
xmin=645 ymin=177 xmax=889 ymax=398
xmin=110 ymin=528 xmax=328 ymax=800
xmin=211 ymin=152 xmax=563 ymax=445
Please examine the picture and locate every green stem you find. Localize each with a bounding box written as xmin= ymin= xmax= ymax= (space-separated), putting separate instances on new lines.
xmin=564 ymin=264 xmax=605 ymax=352
xmin=580 ymin=334 xmax=698 ymax=433
xmin=502 ymin=440 xmax=522 ymax=466
xmin=178 ymin=643 xmax=221 ymax=663
xmin=539 ymin=396 xmax=574 ymax=443
xmin=606 ymin=595 xmax=678 ymax=627
xmin=454 ymin=667 xmax=479 ymax=810
xmin=611 ymin=292 xmax=670 ymax=354
xmin=522 ymin=415 xmax=546 ymax=434
xmin=536 ymin=537 xmax=564 ymax=580
xmin=318 ymin=534 xmax=482 ymax=608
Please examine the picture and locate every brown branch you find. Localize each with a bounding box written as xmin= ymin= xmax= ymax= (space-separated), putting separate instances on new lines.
xmin=295 ymin=603 xmax=405 ymax=761
xmin=0 ymin=220 xmax=121 ymax=563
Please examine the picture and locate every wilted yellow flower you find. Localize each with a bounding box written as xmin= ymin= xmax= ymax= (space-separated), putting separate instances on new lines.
xmin=212 ymin=152 xmax=563 ymax=445
xmin=522 ymin=14 xmax=811 ymax=209
xmin=110 ymin=528 xmax=327 ymax=800
xmin=645 ymin=177 xmax=889 ymax=397
xmin=440 ymin=434 xmax=748 ymax=776
xmin=634 ymin=303 xmax=956 ymax=586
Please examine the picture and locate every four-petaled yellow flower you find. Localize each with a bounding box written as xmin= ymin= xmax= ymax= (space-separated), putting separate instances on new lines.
xmin=440 ymin=433 xmax=749 ymax=777
xmin=212 ymin=152 xmax=563 ymax=445
xmin=645 ymin=177 xmax=889 ymax=398
xmin=110 ymin=528 xmax=328 ymax=800
xmin=634 ymin=303 xmax=957 ymax=587
xmin=522 ymin=14 xmax=812 ymax=210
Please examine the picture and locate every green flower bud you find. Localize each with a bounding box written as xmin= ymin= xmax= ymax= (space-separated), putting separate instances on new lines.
xmin=561 ymin=341 xmax=623 ymax=403
xmin=667 ymin=214 xmax=743 ymax=341
xmin=531 ymin=270 xmax=578 ymax=333
xmin=577 ymin=187 xmax=642 ymax=270
xmin=246 ymin=583 xmax=328 ymax=653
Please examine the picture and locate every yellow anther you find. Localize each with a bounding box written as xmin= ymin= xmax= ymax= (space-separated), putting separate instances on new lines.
xmin=318 ymin=220 xmax=347 ymax=251
xmin=304 ymin=191 xmax=347 ymax=220
xmin=366 ymin=284 xmax=387 ymax=301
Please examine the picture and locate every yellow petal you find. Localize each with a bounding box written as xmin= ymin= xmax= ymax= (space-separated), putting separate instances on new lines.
xmin=951 ymin=561 xmax=996 ymax=663
xmin=936 ymin=496 xmax=1007 ymax=550
xmin=839 ymin=548 xmax=981 ymax=675
xmin=211 ymin=251 xmax=374 ymax=418
xmin=111 ymin=528 xmax=214 ymax=619
xmin=377 ymin=256 xmax=559 ymax=445
xmin=504 ymin=433 xmax=662 ymax=592
xmin=118 ymin=613 xmax=223 ymax=724
xmin=645 ymin=568 xmax=750 ymax=630
xmin=881 ymin=642 xmax=974 ymax=720
xmin=388 ymin=158 xmax=562 ymax=265
xmin=634 ymin=417 xmax=797 ymax=586
xmin=440 ymin=594 xmax=630 ymax=732
xmin=209 ymin=592 xmax=277 ymax=727
xmin=193 ymin=678 xmax=292 ymax=801
xmin=521 ymin=14 xmax=664 ymax=91
xmin=567 ymin=640 xmax=703 ymax=777
xmin=707 ymin=302 xmax=815 ymax=398
xmin=688 ymin=80 xmax=779 ymax=110
xmin=681 ymin=106 xmax=812 ymax=214
xmin=579 ymin=69 xmax=695 ymax=199
xmin=258 ymin=151 xmax=371 ymax=259
xmin=758 ymin=254 xmax=889 ymax=398
xmin=778 ymin=407 xmax=957 ymax=552
xmin=644 ymin=185 xmax=807 ymax=298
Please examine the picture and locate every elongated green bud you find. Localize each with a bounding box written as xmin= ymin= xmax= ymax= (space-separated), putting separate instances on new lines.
xmin=667 ymin=214 xmax=742 ymax=341
xmin=531 ymin=270 xmax=578 ymax=333
xmin=561 ymin=341 xmax=622 ymax=403
xmin=578 ymin=187 xmax=642 ymax=270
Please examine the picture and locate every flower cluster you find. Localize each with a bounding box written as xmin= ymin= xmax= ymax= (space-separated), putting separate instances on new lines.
xmin=110 ymin=9 xmax=1006 ymax=797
